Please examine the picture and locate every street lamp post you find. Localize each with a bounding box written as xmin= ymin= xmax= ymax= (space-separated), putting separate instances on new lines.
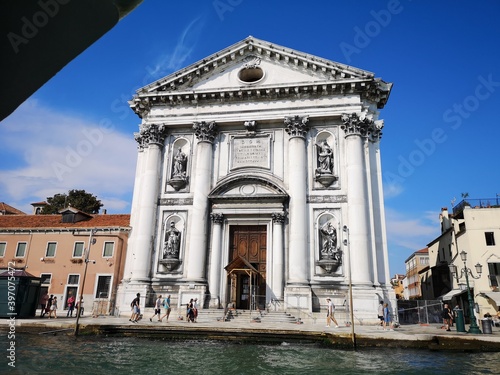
xmin=343 ymin=225 xmax=356 ymax=349
xmin=449 ymin=250 xmax=483 ymax=334
xmin=74 ymin=228 xmax=97 ymax=336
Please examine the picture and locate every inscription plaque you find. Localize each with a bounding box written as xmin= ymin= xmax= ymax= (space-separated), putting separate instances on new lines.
xmin=231 ymin=135 xmax=270 ymax=170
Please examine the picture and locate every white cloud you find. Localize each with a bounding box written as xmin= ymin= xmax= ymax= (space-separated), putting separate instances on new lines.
xmin=385 ymin=207 xmax=440 ymax=250
xmin=149 ymin=16 xmax=205 ymax=79
xmin=0 ymin=100 xmax=137 ymax=214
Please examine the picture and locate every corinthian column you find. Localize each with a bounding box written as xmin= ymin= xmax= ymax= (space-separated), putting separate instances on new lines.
xmin=341 ymin=113 xmax=373 ymax=285
xmin=186 ymin=121 xmax=218 ymax=282
xmin=129 ymin=123 xmax=168 ymax=282
xmin=209 ymin=213 xmax=224 ymax=307
xmin=271 ymin=212 xmax=286 ymax=300
xmin=284 ymin=115 xmax=309 ymax=285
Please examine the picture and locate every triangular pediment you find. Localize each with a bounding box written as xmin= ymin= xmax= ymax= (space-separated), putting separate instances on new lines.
xmin=131 ymin=36 xmax=392 ymax=116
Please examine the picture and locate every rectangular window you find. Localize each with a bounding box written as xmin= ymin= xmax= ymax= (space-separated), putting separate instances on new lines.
xmin=95 ymin=275 xmax=112 ymax=298
xmin=0 ymin=242 xmax=6 ymax=257
xmin=67 ymin=274 xmax=80 ymax=285
xmin=103 ymin=242 xmax=114 ymax=258
xmin=485 ymin=232 xmax=496 ymax=246
xmin=15 ymin=242 xmax=27 ymax=258
xmin=40 ymin=274 xmax=52 ymax=285
xmin=45 ymin=242 xmax=57 ymax=257
xmin=488 ymin=263 xmax=500 ymax=287
xmin=73 ymin=242 xmax=84 ymax=258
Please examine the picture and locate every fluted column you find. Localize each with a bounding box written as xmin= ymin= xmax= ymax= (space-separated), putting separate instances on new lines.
xmin=271 ymin=212 xmax=286 ymax=300
xmin=186 ymin=121 xmax=218 ymax=282
xmin=341 ymin=113 xmax=373 ymax=285
xmin=209 ymin=213 xmax=224 ymax=307
xmin=284 ymin=115 xmax=309 ymax=285
xmin=129 ymin=123 xmax=168 ymax=282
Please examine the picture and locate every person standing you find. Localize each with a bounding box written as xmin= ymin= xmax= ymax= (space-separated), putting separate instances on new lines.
xmin=326 ymin=298 xmax=339 ymax=328
xmin=383 ymin=303 xmax=392 ymax=330
xmin=66 ymin=294 xmax=76 ymax=317
xmin=44 ymin=294 xmax=54 ymax=318
xmin=150 ymin=295 xmax=162 ymax=322
xmin=442 ymin=303 xmax=453 ymax=331
xmin=159 ymin=295 xmax=171 ymax=322
xmin=39 ymin=292 xmax=49 ymax=317
xmin=193 ymin=298 xmax=199 ymax=322
xmin=377 ymin=300 xmax=384 ymax=327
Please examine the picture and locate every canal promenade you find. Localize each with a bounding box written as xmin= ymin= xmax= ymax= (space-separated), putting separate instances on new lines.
xmin=2 ymin=311 xmax=500 ymax=352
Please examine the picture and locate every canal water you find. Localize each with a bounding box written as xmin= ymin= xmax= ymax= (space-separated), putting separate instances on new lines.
xmin=3 ymin=334 xmax=500 ymax=374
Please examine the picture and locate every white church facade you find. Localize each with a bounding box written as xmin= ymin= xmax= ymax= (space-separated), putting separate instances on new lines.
xmin=117 ymin=37 xmax=394 ymax=321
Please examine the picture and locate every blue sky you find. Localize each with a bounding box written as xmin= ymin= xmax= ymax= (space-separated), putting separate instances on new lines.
xmin=1 ymin=0 xmax=500 ymax=275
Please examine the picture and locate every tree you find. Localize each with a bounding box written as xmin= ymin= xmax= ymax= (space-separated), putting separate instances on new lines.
xmin=41 ymin=189 xmax=103 ymax=214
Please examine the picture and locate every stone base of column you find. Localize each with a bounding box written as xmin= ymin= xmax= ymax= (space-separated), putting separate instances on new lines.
xmin=348 ymin=285 xmax=396 ymax=325
xmin=116 ymin=280 xmax=152 ymax=317
xmin=284 ymin=286 xmax=312 ymax=318
xmin=178 ymin=284 xmax=207 ymax=311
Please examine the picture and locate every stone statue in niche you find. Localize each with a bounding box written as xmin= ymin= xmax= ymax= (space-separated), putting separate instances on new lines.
xmin=320 ymin=222 xmax=339 ymax=258
xmin=163 ymin=221 xmax=181 ymax=259
xmin=314 ymin=140 xmax=337 ymax=187
xmin=168 ymin=147 xmax=188 ymax=190
xmin=317 ymin=221 xmax=342 ymax=274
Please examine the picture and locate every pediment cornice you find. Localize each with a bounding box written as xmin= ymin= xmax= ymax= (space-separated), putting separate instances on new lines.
xmin=130 ymin=36 xmax=392 ymax=118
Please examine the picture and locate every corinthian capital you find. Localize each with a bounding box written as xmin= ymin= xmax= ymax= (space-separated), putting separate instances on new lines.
xmin=284 ymin=115 xmax=309 ymax=139
xmin=340 ymin=113 xmax=379 ymax=139
xmin=193 ymin=121 xmax=218 ymax=143
xmin=134 ymin=123 xmax=168 ymax=148
xmin=272 ymin=212 xmax=286 ymax=224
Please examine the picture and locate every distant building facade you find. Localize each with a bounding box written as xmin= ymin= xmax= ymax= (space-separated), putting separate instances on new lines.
xmin=118 ymin=37 xmax=394 ymax=321
xmin=427 ymin=201 xmax=500 ymax=317
xmin=404 ymin=248 xmax=429 ymax=299
xmin=0 ymin=207 xmax=130 ymax=316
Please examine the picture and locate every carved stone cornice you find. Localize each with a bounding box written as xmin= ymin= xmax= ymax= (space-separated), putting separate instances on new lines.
xmin=340 ymin=113 xmax=382 ymax=140
xmin=134 ymin=123 xmax=168 ymax=148
xmin=210 ymin=213 xmax=224 ymax=224
xmin=272 ymin=212 xmax=286 ymax=224
xmin=193 ymin=121 xmax=218 ymax=143
xmin=284 ymin=115 xmax=309 ymax=139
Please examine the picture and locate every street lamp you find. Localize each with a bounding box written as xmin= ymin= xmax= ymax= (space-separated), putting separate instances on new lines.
xmin=74 ymin=228 xmax=97 ymax=336
xmin=449 ymin=250 xmax=483 ymax=334
xmin=343 ymin=225 xmax=356 ymax=349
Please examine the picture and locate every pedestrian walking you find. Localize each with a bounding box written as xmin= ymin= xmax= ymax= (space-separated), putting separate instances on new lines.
xmin=326 ymin=298 xmax=339 ymax=328
xmin=159 ymin=295 xmax=171 ymax=322
xmin=66 ymin=294 xmax=76 ymax=317
xmin=48 ymin=296 xmax=58 ymax=319
xmin=442 ymin=303 xmax=453 ymax=331
xmin=150 ymin=295 xmax=162 ymax=322
xmin=130 ymin=293 xmax=141 ymax=323
xmin=377 ymin=300 xmax=384 ymax=326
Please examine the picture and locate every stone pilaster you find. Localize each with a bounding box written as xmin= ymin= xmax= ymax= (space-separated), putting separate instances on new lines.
xmin=284 ymin=115 xmax=309 ymax=285
xmin=186 ymin=121 xmax=218 ymax=282
xmin=209 ymin=213 xmax=224 ymax=308
xmin=271 ymin=212 xmax=286 ymax=301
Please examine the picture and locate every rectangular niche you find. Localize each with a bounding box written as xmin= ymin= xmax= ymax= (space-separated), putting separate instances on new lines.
xmin=230 ymin=134 xmax=271 ymax=171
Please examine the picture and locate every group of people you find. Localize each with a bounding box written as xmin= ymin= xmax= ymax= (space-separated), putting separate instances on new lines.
xmin=186 ymin=298 xmax=198 ymax=322
xmin=377 ymin=300 xmax=393 ymax=330
xmin=39 ymin=292 xmax=82 ymax=319
xmin=130 ymin=293 xmax=173 ymax=323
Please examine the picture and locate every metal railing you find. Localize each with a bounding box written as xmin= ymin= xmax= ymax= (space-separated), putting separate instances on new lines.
xmin=453 ymin=198 xmax=500 ymax=215
xmin=397 ymin=300 xmax=443 ymax=325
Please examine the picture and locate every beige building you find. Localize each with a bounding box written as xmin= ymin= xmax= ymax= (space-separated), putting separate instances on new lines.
xmin=0 ymin=207 xmax=130 ymax=316
xmin=404 ymin=248 xmax=429 ymax=299
xmin=435 ymin=201 xmax=500 ymax=317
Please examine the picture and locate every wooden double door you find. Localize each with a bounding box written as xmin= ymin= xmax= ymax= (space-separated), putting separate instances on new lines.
xmin=228 ymin=225 xmax=267 ymax=309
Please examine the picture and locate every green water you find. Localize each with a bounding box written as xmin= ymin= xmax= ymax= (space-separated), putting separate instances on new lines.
xmin=2 ymin=334 xmax=500 ymax=374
